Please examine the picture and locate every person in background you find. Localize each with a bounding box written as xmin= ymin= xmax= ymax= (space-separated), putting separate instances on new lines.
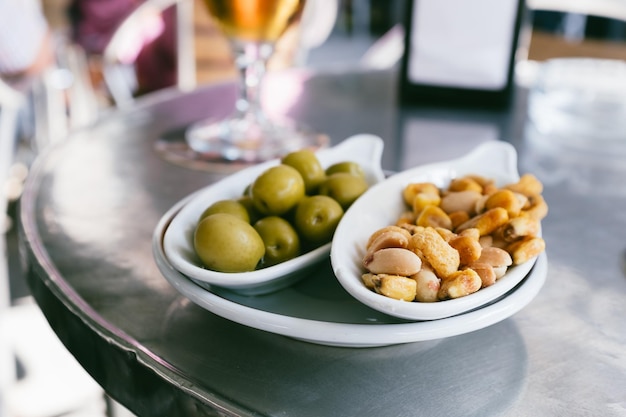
xmin=68 ymin=0 xmax=177 ymax=97
xmin=0 ymin=0 xmax=54 ymax=88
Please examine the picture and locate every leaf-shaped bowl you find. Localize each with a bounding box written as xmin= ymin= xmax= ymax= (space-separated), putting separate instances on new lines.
xmin=161 ymin=134 xmax=385 ymax=295
xmin=331 ymin=141 xmax=541 ymax=321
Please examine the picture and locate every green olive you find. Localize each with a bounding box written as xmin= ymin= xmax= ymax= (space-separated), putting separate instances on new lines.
xmin=325 ymin=161 xmax=366 ymax=178
xmin=251 ymin=164 xmax=305 ymax=216
xmin=237 ymin=195 xmax=262 ymax=225
xmin=318 ymin=172 xmax=369 ymax=210
xmin=199 ymin=199 xmax=250 ymax=223
xmin=254 ymin=216 xmax=301 ymax=267
xmin=194 ymin=213 xmax=265 ymax=272
xmin=281 ymin=149 xmax=326 ymax=194
xmin=294 ymin=195 xmax=344 ymax=244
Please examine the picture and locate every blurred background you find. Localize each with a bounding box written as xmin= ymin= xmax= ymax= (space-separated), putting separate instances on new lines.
xmin=2 ymin=0 xmax=626 ymax=416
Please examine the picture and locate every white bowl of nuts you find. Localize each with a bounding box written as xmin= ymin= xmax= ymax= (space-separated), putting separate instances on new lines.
xmin=161 ymin=134 xmax=385 ymax=295
xmin=331 ymin=141 xmax=547 ymax=321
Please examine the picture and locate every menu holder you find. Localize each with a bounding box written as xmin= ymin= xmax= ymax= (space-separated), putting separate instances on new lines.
xmin=399 ymin=0 xmax=528 ymax=108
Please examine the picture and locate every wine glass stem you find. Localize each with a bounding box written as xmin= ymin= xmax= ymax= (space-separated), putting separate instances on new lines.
xmin=233 ymin=42 xmax=274 ymax=121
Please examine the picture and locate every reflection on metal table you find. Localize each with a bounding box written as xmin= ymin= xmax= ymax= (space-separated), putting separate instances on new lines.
xmin=18 ymin=67 xmax=626 ymax=416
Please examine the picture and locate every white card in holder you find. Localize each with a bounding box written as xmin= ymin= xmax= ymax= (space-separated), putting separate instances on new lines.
xmin=400 ymin=0 xmax=526 ymax=107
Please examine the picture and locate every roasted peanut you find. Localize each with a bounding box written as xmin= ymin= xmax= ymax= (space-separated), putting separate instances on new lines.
xmin=479 ymin=235 xmax=493 ymax=248
xmin=493 ymin=266 xmax=508 ymax=279
xmin=416 ymin=205 xmax=452 ymax=229
xmin=438 ymin=269 xmax=482 ymax=300
xmin=412 ymin=266 xmax=441 ymax=302
xmin=363 ymin=248 xmax=422 ymax=276
xmin=366 ymin=226 xmax=412 ymax=250
xmin=440 ymin=190 xmax=482 ymax=215
xmin=474 ymin=194 xmax=489 ymax=214
xmin=475 ymin=246 xmax=513 ymax=268
xmin=366 ymin=228 xmax=411 ymax=255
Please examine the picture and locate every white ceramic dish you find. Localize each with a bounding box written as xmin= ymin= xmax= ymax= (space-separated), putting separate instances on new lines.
xmin=331 ymin=141 xmax=541 ymax=321
xmin=153 ymin=198 xmax=548 ymax=347
xmin=162 ymin=134 xmax=385 ymax=295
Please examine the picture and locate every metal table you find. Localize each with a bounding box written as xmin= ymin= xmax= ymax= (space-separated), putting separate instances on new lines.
xmin=18 ymin=68 xmax=626 ymax=416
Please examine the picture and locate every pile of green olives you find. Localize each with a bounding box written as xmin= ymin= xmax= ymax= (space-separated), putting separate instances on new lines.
xmin=193 ymin=149 xmax=370 ymax=273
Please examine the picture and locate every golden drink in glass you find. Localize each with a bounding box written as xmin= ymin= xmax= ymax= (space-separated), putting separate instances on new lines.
xmin=186 ymin=0 xmax=327 ymax=163
xmin=203 ymin=0 xmax=304 ymax=42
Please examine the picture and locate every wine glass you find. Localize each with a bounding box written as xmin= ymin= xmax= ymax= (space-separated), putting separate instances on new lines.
xmin=185 ymin=0 xmax=328 ymax=163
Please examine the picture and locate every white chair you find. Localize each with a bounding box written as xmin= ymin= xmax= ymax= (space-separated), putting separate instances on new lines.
xmin=0 ymin=34 xmax=108 ymax=417
xmin=102 ymin=0 xmax=196 ymax=109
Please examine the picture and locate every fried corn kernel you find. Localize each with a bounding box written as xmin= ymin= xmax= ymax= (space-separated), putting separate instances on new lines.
xmin=448 ymin=177 xmax=483 ymax=193
xmin=496 ymin=216 xmax=541 ymax=242
xmin=438 ymin=269 xmax=482 ymax=300
xmin=456 ymin=207 xmax=509 ymax=236
xmin=410 ymin=227 xmax=460 ymax=278
xmin=361 ymin=273 xmax=378 ymax=290
xmin=464 ymin=174 xmax=495 ymax=190
xmin=416 ymin=205 xmax=452 ymax=229
xmin=434 ymin=227 xmax=455 ymax=242
xmin=507 ymin=236 xmax=546 ymax=265
xmin=466 ymin=263 xmax=497 ymax=287
xmin=505 ymin=173 xmax=543 ymax=196
xmin=403 ymin=182 xmax=439 ymax=206
xmin=395 ymin=211 xmax=415 ymax=227
xmin=459 ymin=227 xmax=480 ymax=241
xmin=449 ymin=235 xmax=483 ymax=266
xmin=362 ymin=273 xmax=417 ymax=301
xmin=522 ymin=194 xmax=549 ymax=220
xmin=412 ymin=192 xmax=441 ymax=215
xmin=485 ymin=189 xmax=523 ymax=218
xmin=449 ymin=211 xmax=470 ymax=230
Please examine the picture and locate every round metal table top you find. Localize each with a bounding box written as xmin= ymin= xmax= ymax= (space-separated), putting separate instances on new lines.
xmin=18 ymin=68 xmax=626 ymax=417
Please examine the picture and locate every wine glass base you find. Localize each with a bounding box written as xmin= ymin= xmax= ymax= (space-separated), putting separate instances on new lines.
xmin=185 ymin=116 xmax=329 ymax=163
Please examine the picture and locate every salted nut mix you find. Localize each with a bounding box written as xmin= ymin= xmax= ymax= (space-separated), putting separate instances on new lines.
xmin=361 ymin=173 xmax=548 ymax=302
